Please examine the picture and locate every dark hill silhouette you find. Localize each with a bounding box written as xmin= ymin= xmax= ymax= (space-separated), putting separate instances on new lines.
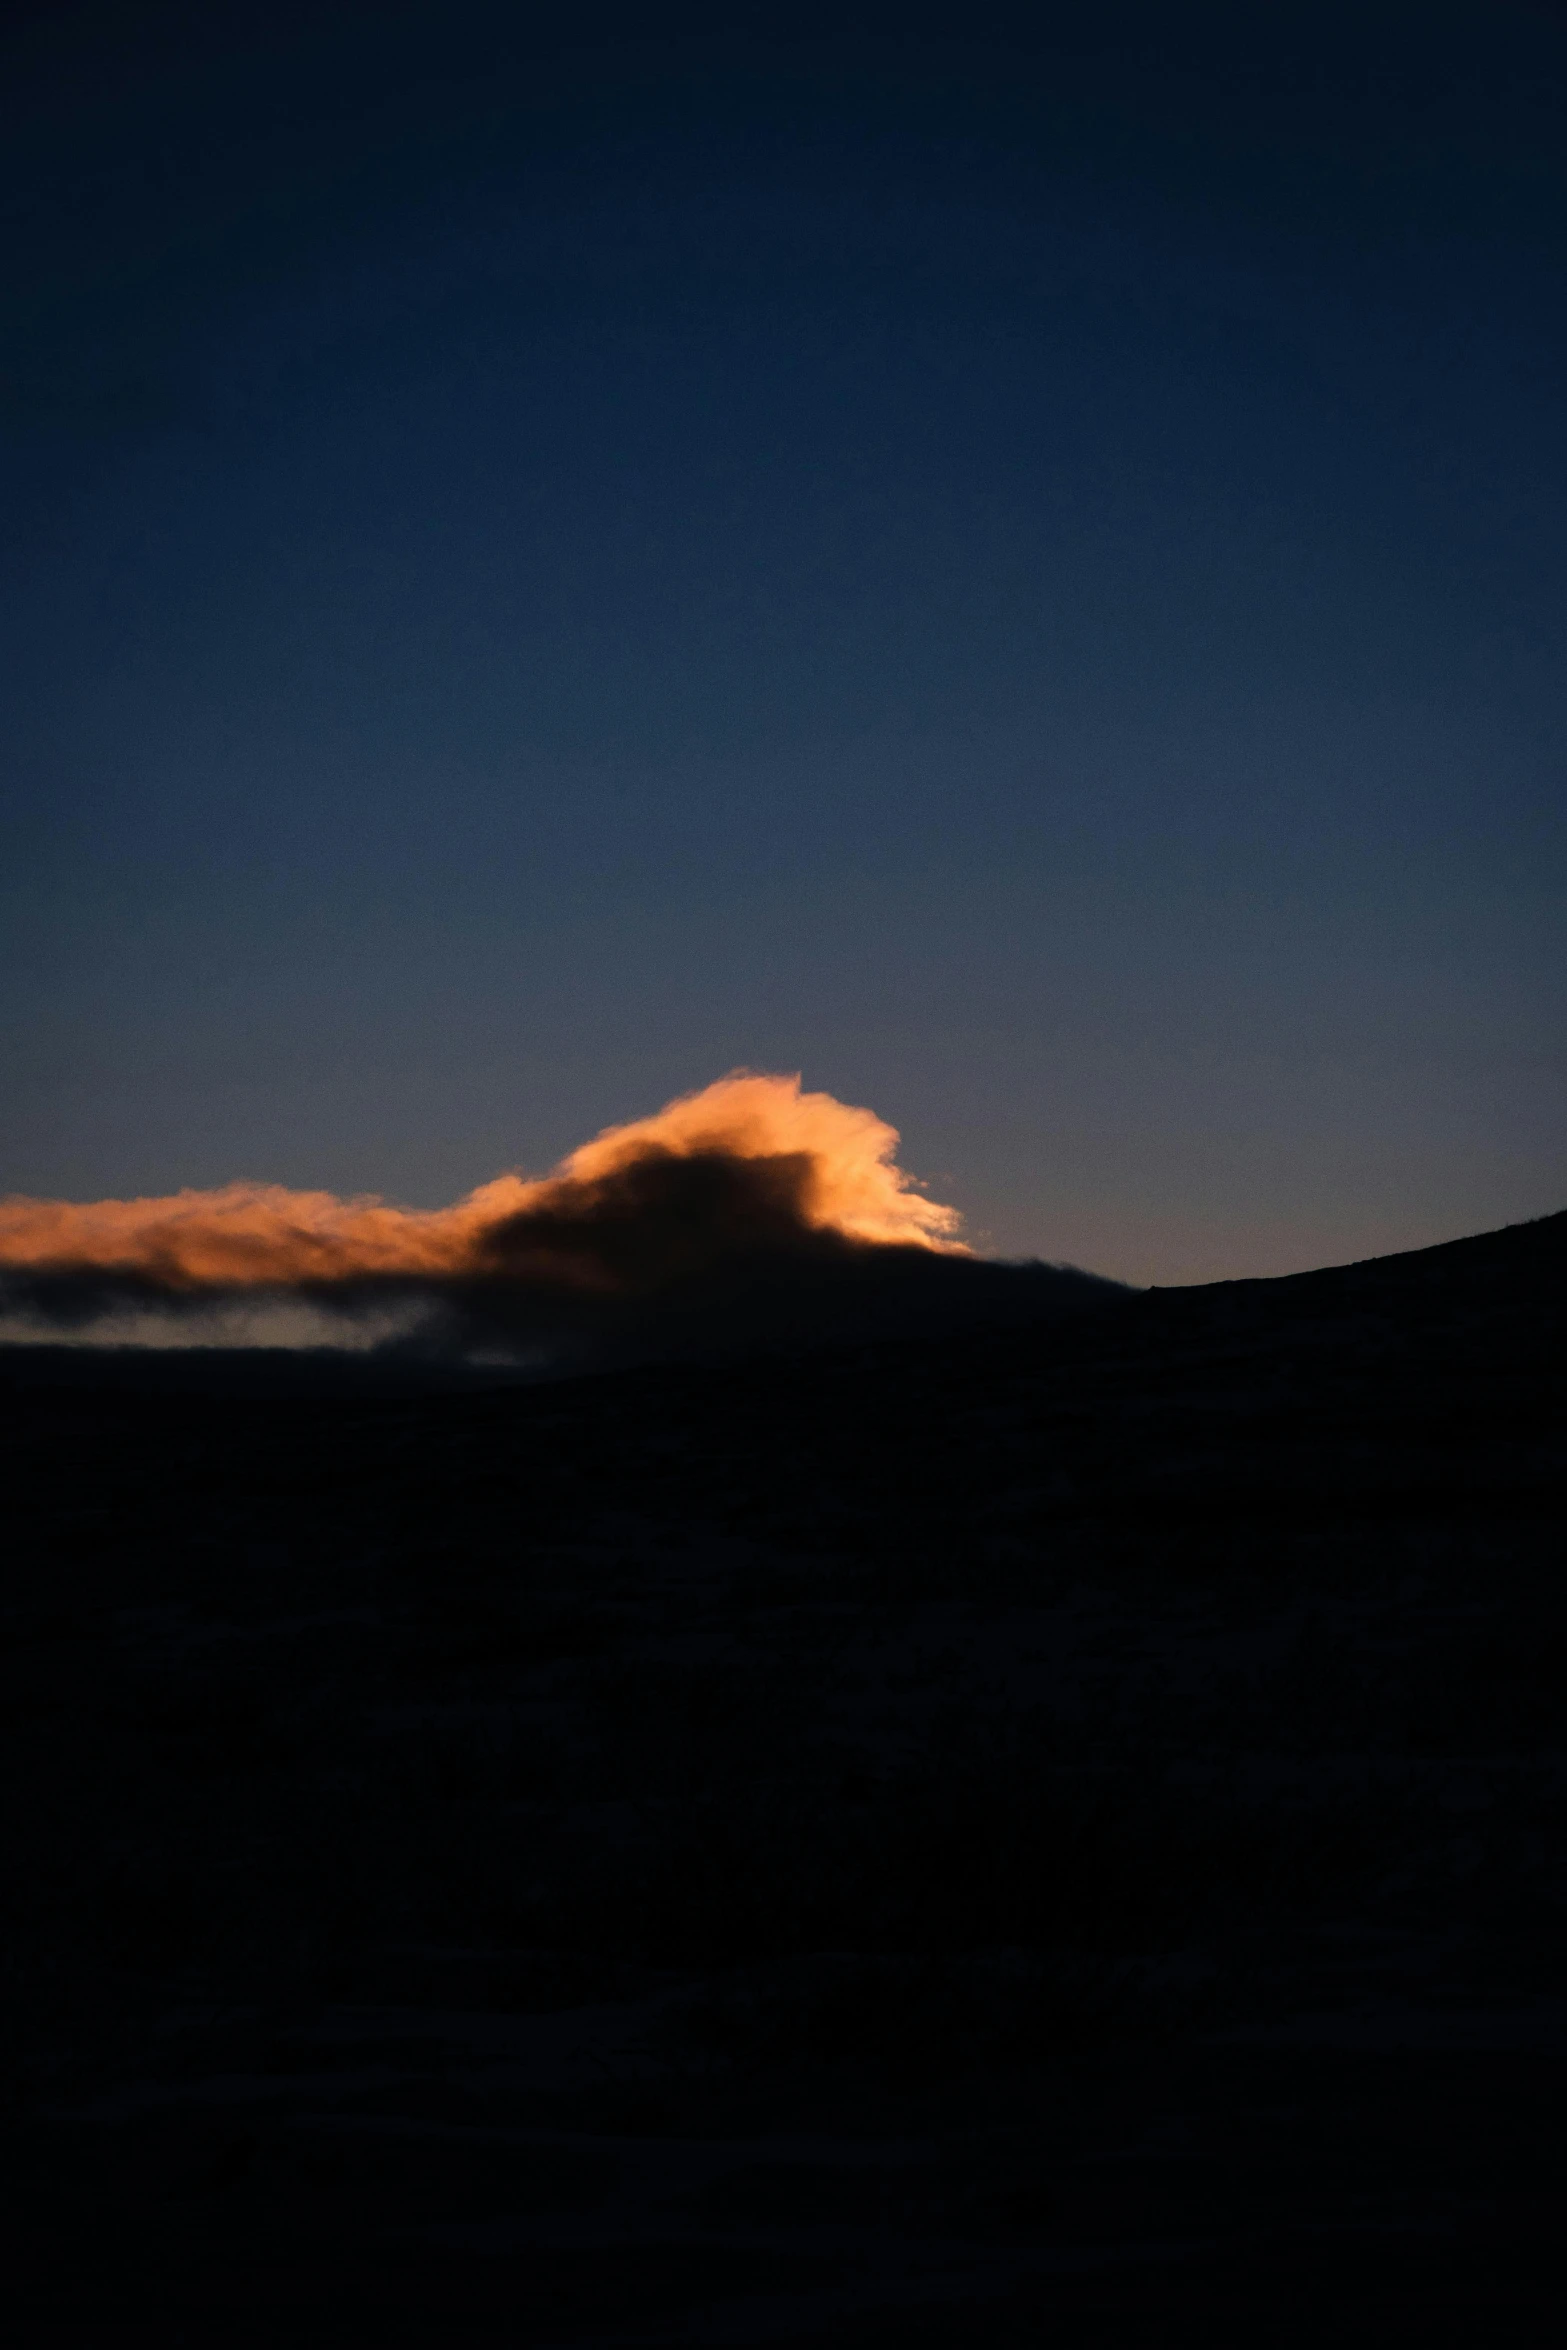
xmin=0 ymin=1242 xmax=1125 ymax=1393
xmin=4 ymin=1204 xmax=1560 ymax=1397
xmin=2 ymin=1209 xmax=1564 ymax=2343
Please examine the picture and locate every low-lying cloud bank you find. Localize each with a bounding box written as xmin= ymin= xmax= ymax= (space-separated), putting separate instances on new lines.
xmin=0 ymin=1072 xmax=1123 ymax=1370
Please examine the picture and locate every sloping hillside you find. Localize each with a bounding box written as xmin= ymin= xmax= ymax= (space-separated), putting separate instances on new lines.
xmin=3 ymin=1213 xmax=1564 ymax=2342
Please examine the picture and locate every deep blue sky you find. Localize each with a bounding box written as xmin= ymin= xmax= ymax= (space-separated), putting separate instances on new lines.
xmin=3 ymin=1 xmax=1562 ymax=1282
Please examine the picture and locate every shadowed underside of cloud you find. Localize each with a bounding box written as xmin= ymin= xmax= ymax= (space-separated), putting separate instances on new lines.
xmin=0 ymin=1073 xmax=1124 ymax=1369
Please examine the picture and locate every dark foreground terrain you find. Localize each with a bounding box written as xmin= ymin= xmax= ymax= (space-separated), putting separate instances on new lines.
xmin=3 ymin=1214 xmax=1565 ymax=2344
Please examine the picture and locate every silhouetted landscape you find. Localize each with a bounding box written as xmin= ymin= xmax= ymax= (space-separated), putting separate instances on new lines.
xmin=4 ymin=1211 xmax=1564 ymax=2343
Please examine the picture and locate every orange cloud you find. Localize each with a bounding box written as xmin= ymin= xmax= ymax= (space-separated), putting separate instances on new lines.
xmin=0 ymin=1071 xmax=966 ymax=1295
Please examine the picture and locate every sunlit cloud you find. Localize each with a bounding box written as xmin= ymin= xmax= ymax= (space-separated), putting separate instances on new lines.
xmin=0 ymin=1071 xmax=1066 ymax=1366
xmin=0 ymin=1071 xmax=964 ymax=1291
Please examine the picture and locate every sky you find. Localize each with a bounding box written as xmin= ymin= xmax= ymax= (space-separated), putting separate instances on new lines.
xmin=2 ymin=0 xmax=1563 ymax=1286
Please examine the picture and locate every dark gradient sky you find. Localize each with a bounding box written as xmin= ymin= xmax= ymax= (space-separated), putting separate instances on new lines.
xmin=3 ymin=1 xmax=1562 ymax=1283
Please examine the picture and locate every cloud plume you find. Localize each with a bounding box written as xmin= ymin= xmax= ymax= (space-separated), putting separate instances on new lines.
xmin=0 ymin=1072 xmax=1116 ymax=1369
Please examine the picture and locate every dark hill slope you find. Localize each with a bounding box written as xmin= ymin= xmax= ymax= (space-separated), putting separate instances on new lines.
xmin=2 ymin=1212 xmax=1564 ymax=2344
